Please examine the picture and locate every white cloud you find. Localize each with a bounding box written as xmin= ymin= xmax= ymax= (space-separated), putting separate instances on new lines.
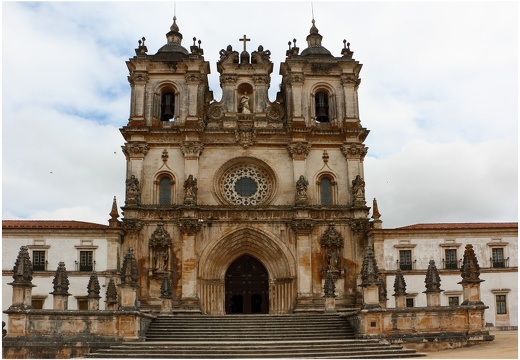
xmin=2 ymin=1 xmax=517 ymax=228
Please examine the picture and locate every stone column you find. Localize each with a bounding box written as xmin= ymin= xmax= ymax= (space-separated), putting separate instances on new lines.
xmin=359 ymin=245 xmax=381 ymax=309
xmin=291 ymin=219 xmax=314 ymax=311
xmin=8 ymin=246 xmax=35 ymax=310
xmin=87 ymin=272 xmax=101 ymax=310
xmin=459 ymin=244 xmax=484 ymax=305
xmin=393 ymin=269 xmax=407 ymax=308
xmin=51 ymin=262 xmax=70 ymax=310
xmin=177 ymin=218 xmax=202 ymax=313
xmin=424 ymin=260 xmax=443 ymax=307
xmin=105 ymin=278 xmax=119 ymax=311
xmin=119 ymin=248 xmax=139 ymax=311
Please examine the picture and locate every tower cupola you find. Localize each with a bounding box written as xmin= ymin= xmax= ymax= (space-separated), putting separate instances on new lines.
xmin=156 ymin=16 xmax=189 ymax=56
xmin=301 ymin=19 xmax=332 ymax=57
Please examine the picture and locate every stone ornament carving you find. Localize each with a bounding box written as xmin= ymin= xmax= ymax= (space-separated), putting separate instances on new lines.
xmin=295 ymin=175 xmax=309 ymax=205
xmin=350 ymin=219 xmax=370 ymax=234
xmin=87 ymin=272 xmax=101 ymax=299
xmin=122 ymin=219 xmax=144 ymax=233
xmin=183 ymin=175 xmax=198 ymax=205
xmin=235 ymin=127 xmax=257 ymax=148
xmin=352 ymin=175 xmax=366 ymax=206
xmin=160 ymin=271 xmax=173 ymax=299
xmin=180 ymin=141 xmax=204 ymax=159
xmin=340 ymin=74 xmax=361 ymax=88
xmin=393 ymin=269 xmax=407 ymax=296
xmin=320 ymin=224 xmax=346 ymax=278
xmin=51 ymin=262 xmax=70 ymax=295
xmin=122 ymin=143 xmax=150 ymax=158
xmin=125 ymin=175 xmax=141 ymax=206
xmin=128 ymin=72 xmax=149 ymax=85
xmin=218 ymin=45 xmax=239 ymax=64
xmin=287 ymin=142 xmax=311 ymax=160
xmin=149 ymin=223 xmax=172 ymax=276
xmin=220 ymin=75 xmax=238 ymax=85
xmin=360 ymin=245 xmax=381 ymax=287
xmin=121 ymin=248 xmax=139 ymax=285
xmin=178 ymin=218 xmax=202 ymax=234
xmin=460 ymin=244 xmax=482 ymax=283
xmin=341 ymin=143 xmax=368 ymax=160
xmin=291 ymin=219 xmax=314 ymax=234
xmin=323 ymin=269 xmax=336 ymax=297
xmin=251 ymin=45 xmax=272 ymax=64
xmin=207 ymin=103 xmax=225 ymax=121
xmin=11 ymin=246 xmax=33 ymax=285
xmin=266 ymin=103 xmax=284 ymax=121
xmin=424 ymin=260 xmax=442 ymax=293
xmin=105 ymin=278 xmax=118 ymax=304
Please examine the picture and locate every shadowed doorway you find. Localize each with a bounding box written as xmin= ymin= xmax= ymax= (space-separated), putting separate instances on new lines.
xmin=225 ymin=255 xmax=269 ymax=314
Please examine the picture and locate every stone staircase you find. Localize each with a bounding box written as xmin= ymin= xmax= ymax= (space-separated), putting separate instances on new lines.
xmin=86 ymin=314 xmax=426 ymax=358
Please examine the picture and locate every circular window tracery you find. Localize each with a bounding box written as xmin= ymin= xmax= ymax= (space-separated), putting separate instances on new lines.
xmin=217 ymin=160 xmax=275 ymax=206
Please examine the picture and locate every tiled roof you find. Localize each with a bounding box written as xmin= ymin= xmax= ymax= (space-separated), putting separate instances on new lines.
xmin=2 ymin=220 xmax=108 ymax=229
xmin=395 ymin=222 xmax=518 ymax=231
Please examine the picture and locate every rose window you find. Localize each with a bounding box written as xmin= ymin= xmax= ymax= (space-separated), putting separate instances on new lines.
xmin=220 ymin=165 xmax=272 ymax=206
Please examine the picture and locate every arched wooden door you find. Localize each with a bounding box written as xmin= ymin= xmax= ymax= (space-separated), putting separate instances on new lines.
xmin=225 ymin=255 xmax=269 ymax=314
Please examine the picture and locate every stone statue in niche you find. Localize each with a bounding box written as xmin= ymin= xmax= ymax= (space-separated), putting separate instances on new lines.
xmin=183 ymin=175 xmax=198 ymax=205
xmin=352 ymin=174 xmax=366 ymax=206
xmin=295 ymin=175 xmax=309 ymax=205
xmin=148 ymin=223 xmax=173 ymax=278
xmin=239 ymin=92 xmax=251 ymax=114
xmin=126 ymin=175 xmax=141 ymax=205
xmin=153 ymin=249 xmax=169 ymax=272
xmin=320 ymin=224 xmax=346 ymax=279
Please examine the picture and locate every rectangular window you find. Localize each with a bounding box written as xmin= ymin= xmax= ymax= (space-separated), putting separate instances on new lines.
xmin=399 ymin=250 xmax=413 ymax=270
xmin=32 ymin=250 xmax=46 ymax=271
xmin=77 ymin=299 xmax=88 ymax=310
xmin=32 ymin=299 xmax=44 ymax=309
xmin=444 ymin=249 xmax=458 ymax=270
xmin=80 ymin=251 xmax=93 ymax=272
xmin=448 ymin=296 xmax=459 ymax=307
xmin=496 ymin=295 xmax=507 ymax=314
xmin=406 ymin=298 xmax=414 ymax=308
xmin=492 ymin=248 xmax=505 ymax=268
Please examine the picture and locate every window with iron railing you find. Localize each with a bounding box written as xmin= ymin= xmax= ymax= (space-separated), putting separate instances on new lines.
xmin=398 ymin=250 xmax=414 ymax=270
xmin=76 ymin=251 xmax=95 ymax=272
xmin=32 ymin=250 xmax=47 ymax=271
xmin=443 ymin=249 xmax=459 ymax=270
xmin=491 ymin=248 xmax=508 ymax=268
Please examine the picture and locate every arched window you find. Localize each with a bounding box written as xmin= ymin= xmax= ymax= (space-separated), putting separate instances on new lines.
xmin=159 ymin=177 xmax=172 ymax=205
xmin=320 ymin=177 xmax=333 ymax=205
xmin=315 ymin=91 xmax=329 ymax=123
xmin=161 ymin=92 xmax=175 ymax=121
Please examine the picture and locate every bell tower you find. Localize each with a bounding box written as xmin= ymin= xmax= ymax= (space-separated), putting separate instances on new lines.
xmin=280 ymin=19 xmax=362 ymax=129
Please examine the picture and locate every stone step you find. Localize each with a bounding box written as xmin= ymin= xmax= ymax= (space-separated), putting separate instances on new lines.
xmin=86 ymin=314 xmax=426 ymax=358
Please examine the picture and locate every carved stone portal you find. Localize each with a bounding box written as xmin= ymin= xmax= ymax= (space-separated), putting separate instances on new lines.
xmin=148 ymin=223 xmax=172 ymax=278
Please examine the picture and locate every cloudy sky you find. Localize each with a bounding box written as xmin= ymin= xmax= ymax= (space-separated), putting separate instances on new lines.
xmin=2 ymin=1 xmax=517 ymax=228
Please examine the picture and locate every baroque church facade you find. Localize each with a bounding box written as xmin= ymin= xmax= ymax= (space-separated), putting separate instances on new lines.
xmin=3 ymin=15 xmax=517 ymax=338
xmin=122 ymin=16 xmax=369 ymax=314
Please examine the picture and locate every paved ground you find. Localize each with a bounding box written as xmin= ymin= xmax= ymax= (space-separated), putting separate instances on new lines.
xmin=423 ymin=331 xmax=518 ymax=359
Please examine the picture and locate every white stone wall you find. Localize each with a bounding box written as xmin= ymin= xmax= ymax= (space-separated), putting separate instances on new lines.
xmin=381 ymin=230 xmax=518 ymax=329
xmin=2 ymin=230 xmax=116 ymax=323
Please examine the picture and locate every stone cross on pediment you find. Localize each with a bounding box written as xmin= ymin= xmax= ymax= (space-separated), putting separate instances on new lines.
xmin=239 ymin=35 xmax=250 ymax=52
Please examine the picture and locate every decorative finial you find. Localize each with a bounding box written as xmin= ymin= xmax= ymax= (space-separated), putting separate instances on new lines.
xmin=372 ymin=198 xmax=381 ymax=220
